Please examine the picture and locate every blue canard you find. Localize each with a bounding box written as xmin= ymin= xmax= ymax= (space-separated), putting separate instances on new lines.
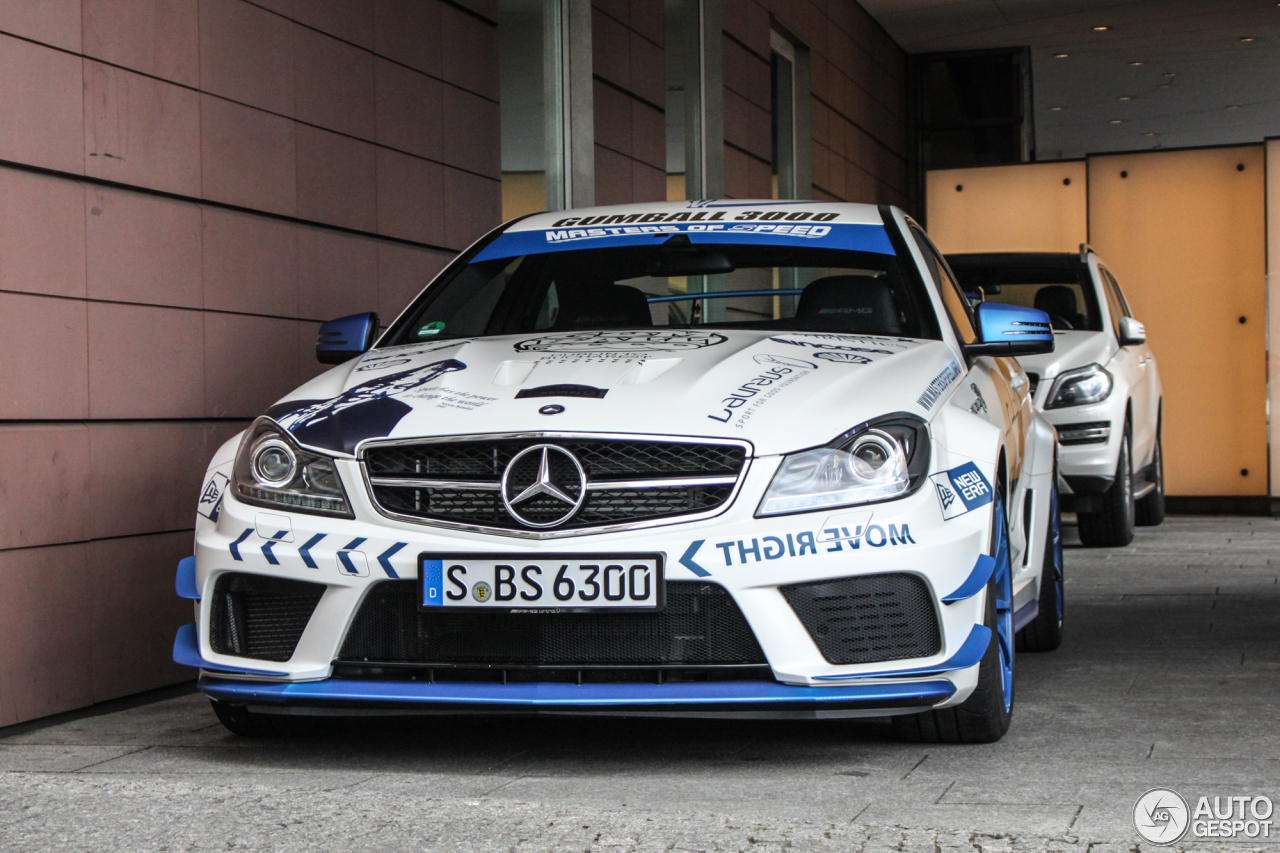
xmin=929 ymin=462 xmax=994 ymax=520
xmin=422 ymin=559 xmax=444 ymax=607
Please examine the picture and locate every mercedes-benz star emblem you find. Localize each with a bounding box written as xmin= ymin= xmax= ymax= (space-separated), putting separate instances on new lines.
xmin=500 ymin=444 xmax=588 ymax=528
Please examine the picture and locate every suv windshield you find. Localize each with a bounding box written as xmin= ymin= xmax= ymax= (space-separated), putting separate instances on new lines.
xmin=383 ymin=240 xmax=940 ymax=346
xmin=946 ymin=255 xmax=1102 ymax=332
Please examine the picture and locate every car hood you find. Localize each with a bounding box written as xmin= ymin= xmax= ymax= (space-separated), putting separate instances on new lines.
xmin=1016 ymin=331 xmax=1115 ymax=381
xmin=265 ymin=330 xmax=965 ymax=457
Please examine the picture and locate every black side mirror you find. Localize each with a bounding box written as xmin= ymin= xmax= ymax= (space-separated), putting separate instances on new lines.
xmin=316 ymin=312 xmax=379 ymax=364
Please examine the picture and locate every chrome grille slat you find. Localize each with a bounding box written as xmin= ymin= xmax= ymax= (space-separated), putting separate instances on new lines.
xmin=360 ymin=433 xmax=750 ymax=538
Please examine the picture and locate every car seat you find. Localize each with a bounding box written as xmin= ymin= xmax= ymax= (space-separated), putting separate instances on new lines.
xmin=794 ymin=275 xmax=903 ymax=334
xmin=1033 ymin=285 xmax=1084 ymax=330
xmin=549 ymin=281 xmax=654 ymax=330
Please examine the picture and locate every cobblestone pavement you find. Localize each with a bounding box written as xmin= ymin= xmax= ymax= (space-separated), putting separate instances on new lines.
xmin=1 ymin=516 xmax=1278 ymax=852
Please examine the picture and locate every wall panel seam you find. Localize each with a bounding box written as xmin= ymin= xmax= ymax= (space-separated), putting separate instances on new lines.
xmin=0 ymin=528 xmax=197 ymax=556
xmin=591 ymin=75 xmax=664 ymax=114
xmin=0 ymin=158 xmax=462 ymax=255
xmin=0 ymin=288 xmax=375 ymax=326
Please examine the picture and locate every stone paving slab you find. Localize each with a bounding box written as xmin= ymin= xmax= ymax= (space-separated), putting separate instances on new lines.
xmin=1 ymin=516 xmax=1279 ymax=851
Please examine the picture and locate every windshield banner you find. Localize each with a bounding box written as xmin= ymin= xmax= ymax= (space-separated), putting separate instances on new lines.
xmin=473 ymin=220 xmax=896 ymax=263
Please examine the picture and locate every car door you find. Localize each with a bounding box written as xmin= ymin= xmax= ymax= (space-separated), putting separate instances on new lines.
xmin=1099 ymin=265 xmax=1154 ymax=467
xmin=909 ymin=225 xmax=1034 ymax=565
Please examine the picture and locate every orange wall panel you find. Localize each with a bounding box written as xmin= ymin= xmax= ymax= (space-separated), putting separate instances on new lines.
xmin=1088 ymin=146 xmax=1267 ymax=496
xmin=925 ymin=162 xmax=1087 ymax=254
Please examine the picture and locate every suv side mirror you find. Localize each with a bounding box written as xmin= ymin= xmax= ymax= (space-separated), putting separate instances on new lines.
xmin=964 ymin=302 xmax=1055 ymax=357
xmin=1117 ymin=316 xmax=1146 ymax=346
xmin=316 ymin=312 xmax=379 ymax=364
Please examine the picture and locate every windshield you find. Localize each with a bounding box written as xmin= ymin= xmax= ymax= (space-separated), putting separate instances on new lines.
xmin=946 ymin=256 xmax=1102 ymax=332
xmin=383 ymin=239 xmax=940 ymax=346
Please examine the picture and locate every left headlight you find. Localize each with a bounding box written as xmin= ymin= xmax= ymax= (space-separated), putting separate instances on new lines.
xmin=1045 ymin=363 xmax=1113 ymax=409
xmin=756 ymin=416 xmax=931 ymax=517
xmin=232 ymin=419 xmax=353 ymax=518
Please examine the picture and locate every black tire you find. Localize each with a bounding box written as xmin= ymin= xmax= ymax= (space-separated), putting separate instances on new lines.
xmin=1016 ymin=468 xmax=1063 ymax=652
xmin=210 ymin=699 xmax=281 ymax=736
xmin=1077 ymin=431 xmax=1135 ymax=547
xmin=1135 ymin=423 xmax=1165 ymax=527
xmin=893 ymin=582 xmax=1012 ymax=743
xmin=894 ymin=491 xmax=1013 ymax=744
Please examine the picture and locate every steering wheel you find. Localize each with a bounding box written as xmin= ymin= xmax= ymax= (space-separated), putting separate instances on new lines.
xmin=1048 ymin=314 xmax=1074 ymax=330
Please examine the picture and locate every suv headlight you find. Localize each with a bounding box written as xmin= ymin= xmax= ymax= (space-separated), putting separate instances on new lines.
xmin=757 ymin=416 xmax=930 ymax=517
xmin=1045 ymin=363 xmax=1113 ymax=409
xmin=232 ymin=419 xmax=353 ymax=517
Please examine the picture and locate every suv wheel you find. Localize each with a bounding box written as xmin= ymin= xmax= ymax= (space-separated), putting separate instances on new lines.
xmin=1077 ymin=431 xmax=1135 ymax=547
xmin=1135 ymin=424 xmax=1165 ymax=527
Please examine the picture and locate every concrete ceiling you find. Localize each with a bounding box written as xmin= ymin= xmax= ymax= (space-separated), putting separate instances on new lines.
xmin=861 ymin=0 xmax=1280 ymax=159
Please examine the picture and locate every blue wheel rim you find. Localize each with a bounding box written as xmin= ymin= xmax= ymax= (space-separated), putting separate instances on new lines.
xmin=992 ymin=493 xmax=1014 ymax=712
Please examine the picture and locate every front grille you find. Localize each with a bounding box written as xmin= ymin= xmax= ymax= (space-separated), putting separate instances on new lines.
xmin=363 ymin=436 xmax=747 ymax=532
xmin=337 ymin=580 xmax=767 ymax=675
xmin=781 ymin=573 xmax=941 ymax=666
xmin=209 ymin=572 xmax=325 ymax=662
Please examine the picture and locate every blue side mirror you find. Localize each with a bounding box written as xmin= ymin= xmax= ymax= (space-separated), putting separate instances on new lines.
xmin=965 ymin=302 xmax=1054 ymax=357
xmin=316 ymin=312 xmax=379 ymax=364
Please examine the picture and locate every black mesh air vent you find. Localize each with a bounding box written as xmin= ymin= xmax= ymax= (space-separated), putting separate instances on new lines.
xmin=338 ymin=580 xmax=766 ymax=667
xmin=781 ymin=573 xmax=941 ymax=666
xmin=209 ymin=572 xmax=325 ymax=662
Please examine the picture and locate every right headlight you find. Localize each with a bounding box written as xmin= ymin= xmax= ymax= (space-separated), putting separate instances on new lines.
xmin=232 ymin=419 xmax=353 ymax=518
xmin=756 ymin=416 xmax=930 ymax=517
xmin=1045 ymin=363 xmax=1113 ymax=409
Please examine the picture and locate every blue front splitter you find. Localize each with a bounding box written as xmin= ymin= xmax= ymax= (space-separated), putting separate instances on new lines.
xmin=199 ymin=675 xmax=954 ymax=714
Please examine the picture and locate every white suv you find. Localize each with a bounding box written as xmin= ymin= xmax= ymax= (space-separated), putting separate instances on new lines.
xmin=948 ymin=247 xmax=1163 ymax=546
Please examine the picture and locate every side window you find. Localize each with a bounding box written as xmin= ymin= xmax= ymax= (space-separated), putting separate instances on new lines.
xmin=1102 ymin=268 xmax=1133 ymax=317
xmin=910 ymin=225 xmax=977 ymax=345
xmin=1097 ymin=267 xmax=1124 ymax=331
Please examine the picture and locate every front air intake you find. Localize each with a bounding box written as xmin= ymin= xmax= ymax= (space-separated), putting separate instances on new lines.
xmin=781 ymin=573 xmax=941 ymax=666
xmin=209 ymin=572 xmax=325 ymax=662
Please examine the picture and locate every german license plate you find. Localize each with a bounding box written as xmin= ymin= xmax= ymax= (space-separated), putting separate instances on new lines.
xmin=419 ymin=553 xmax=664 ymax=612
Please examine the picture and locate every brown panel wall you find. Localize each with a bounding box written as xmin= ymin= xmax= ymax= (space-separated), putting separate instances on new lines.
xmin=1089 ymin=146 xmax=1267 ymax=497
xmin=0 ymin=0 xmax=499 ymax=726
xmin=925 ymin=162 xmax=1088 ymax=254
xmin=720 ymin=1 xmax=910 ymax=205
xmin=592 ymin=0 xmax=666 ymax=206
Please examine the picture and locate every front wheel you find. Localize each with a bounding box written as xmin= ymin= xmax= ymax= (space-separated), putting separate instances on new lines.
xmin=1135 ymin=424 xmax=1165 ymax=527
xmin=894 ymin=494 xmax=1013 ymax=743
xmin=1077 ymin=431 xmax=1135 ymax=547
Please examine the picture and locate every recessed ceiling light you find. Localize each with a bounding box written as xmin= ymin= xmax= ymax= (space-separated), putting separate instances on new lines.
xmin=1119 ymin=96 xmax=1133 ymax=101
xmin=1054 ymin=53 xmax=1070 ymax=58
xmin=1110 ymin=119 xmax=1123 ymax=124
xmin=1144 ymin=132 xmax=1157 ymax=137
xmin=1050 ymin=106 xmax=1064 ymax=111
xmin=1093 ymin=26 xmax=1109 ymax=31
xmin=1129 ymin=61 xmax=1144 ymax=66
xmin=1240 ymin=36 xmax=1256 ymax=42
xmin=1227 ymin=104 xmax=1241 ymax=109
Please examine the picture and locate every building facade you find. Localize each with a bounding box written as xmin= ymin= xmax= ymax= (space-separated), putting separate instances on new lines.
xmin=0 ymin=0 xmax=910 ymax=725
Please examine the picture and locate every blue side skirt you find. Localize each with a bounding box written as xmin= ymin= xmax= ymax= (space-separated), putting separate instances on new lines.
xmin=199 ymin=675 xmax=955 ymax=715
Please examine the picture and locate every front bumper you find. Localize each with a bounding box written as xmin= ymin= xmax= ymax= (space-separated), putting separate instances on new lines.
xmin=180 ymin=428 xmax=1050 ymax=718
xmin=198 ymin=675 xmax=955 ymax=718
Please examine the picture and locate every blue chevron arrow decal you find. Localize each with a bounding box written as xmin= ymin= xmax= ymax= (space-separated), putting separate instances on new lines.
xmin=679 ymin=540 xmax=711 ymax=577
xmin=377 ymin=542 xmax=407 ymax=578
xmin=298 ymin=533 xmax=326 ymax=569
xmin=261 ymin=539 xmax=281 ymax=565
xmin=229 ymin=528 xmax=253 ymax=561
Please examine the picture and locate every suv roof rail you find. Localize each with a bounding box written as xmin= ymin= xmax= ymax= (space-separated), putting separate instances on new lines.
xmin=1079 ymin=243 xmax=1094 ymax=263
